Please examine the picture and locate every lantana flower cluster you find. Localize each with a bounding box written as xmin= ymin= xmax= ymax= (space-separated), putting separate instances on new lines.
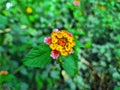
xmin=73 ymin=0 xmax=80 ymax=6
xmin=44 ymin=29 xmax=76 ymax=59
xmin=0 ymin=70 xmax=8 ymax=75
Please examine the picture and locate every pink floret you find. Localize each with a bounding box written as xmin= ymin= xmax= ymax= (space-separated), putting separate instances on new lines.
xmin=53 ymin=28 xmax=59 ymax=32
xmin=68 ymin=32 xmax=73 ymax=36
xmin=44 ymin=37 xmax=52 ymax=44
xmin=50 ymin=50 xmax=59 ymax=59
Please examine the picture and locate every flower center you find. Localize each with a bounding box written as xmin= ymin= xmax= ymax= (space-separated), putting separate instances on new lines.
xmin=58 ymin=38 xmax=67 ymax=46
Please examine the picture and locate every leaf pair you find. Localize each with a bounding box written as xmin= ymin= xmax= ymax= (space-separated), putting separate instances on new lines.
xmin=23 ymin=44 xmax=78 ymax=77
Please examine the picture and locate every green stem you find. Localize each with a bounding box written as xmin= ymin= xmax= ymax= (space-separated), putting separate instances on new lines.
xmin=13 ymin=65 xmax=24 ymax=74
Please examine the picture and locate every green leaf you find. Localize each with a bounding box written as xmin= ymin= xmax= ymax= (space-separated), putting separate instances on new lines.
xmin=0 ymin=15 xmax=8 ymax=29
xmin=84 ymin=41 xmax=92 ymax=49
xmin=0 ymin=34 xmax=5 ymax=45
xmin=75 ymin=39 xmax=83 ymax=48
xmin=112 ymin=72 xmax=120 ymax=79
xmin=114 ymin=86 xmax=120 ymax=90
xmin=23 ymin=44 xmax=52 ymax=68
xmin=68 ymin=29 xmax=85 ymax=36
xmin=0 ymin=15 xmax=8 ymax=25
xmin=0 ymin=74 xmax=14 ymax=84
xmin=61 ymin=53 xmax=78 ymax=77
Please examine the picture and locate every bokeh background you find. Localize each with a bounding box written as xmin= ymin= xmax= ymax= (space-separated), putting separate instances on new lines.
xmin=0 ymin=0 xmax=120 ymax=90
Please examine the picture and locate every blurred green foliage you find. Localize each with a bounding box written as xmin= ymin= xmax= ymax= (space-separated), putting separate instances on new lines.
xmin=0 ymin=0 xmax=120 ymax=90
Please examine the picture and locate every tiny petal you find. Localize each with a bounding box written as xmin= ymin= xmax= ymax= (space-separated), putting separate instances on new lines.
xmin=50 ymin=50 xmax=59 ymax=59
xmin=53 ymin=28 xmax=59 ymax=32
xmin=68 ymin=32 xmax=73 ymax=36
xmin=44 ymin=37 xmax=52 ymax=44
xmin=73 ymin=0 xmax=80 ymax=6
xmin=69 ymin=49 xmax=74 ymax=54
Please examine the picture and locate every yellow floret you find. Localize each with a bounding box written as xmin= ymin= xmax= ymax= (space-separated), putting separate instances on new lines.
xmin=65 ymin=46 xmax=71 ymax=51
xmin=61 ymin=51 xmax=68 ymax=56
xmin=67 ymin=37 xmax=74 ymax=42
xmin=65 ymin=43 xmax=71 ymax=51
xmin=71 ymin=42 xmax=76 ymax=47
xmin=26 ymin=7 xmax=32 ymax=13
xmin=57 ymin=32 xmax=63 ymax=38
xmin=50 ymin=44 xmax=57 ymax=50
xmin=51 ymin=32 xmax=58 ymax=38
xmin=61 ymin=30 xmax=66 ymax=34
xmin=52 ymin=37 xmax=58 ymax=43
xmin=56 ymin=45 xmax=63 ymax=51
